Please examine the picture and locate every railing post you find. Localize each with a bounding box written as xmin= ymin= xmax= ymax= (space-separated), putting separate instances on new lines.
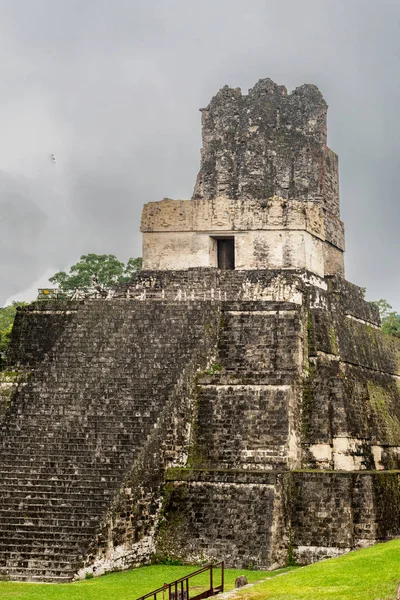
xmin=134 ymin=561 xmax=226 ymax=600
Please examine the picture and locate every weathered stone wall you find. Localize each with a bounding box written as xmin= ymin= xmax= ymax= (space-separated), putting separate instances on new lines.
xmin=191 ymin=300 xmax=304 ymax=471
xmin=1 ymin=270 xmax=399 ymax=577
xmin=116 ymin=267 xmax=322 ymax=304
xmin=141 ymin=197 xmax=326 ymax=236
xmin=141 ymin=196 xmax=330 ymax=275
xmin=147 ymin=270 xmax=400 ymax=569
xmin=0 ymin=370 xmax=30 ymax=425
xmin=142 ymin=228 xmax=326 ymax=275
xmin=0 ymin=299 xmax=220 ymax=581
xmin=7 ymin=301 xmax=80 ymax=368
xmin=192 ymin=80 xmax=333 ymax=206
xmin=160 ymin=469 xmax=400 ymax=569
xmin=0 ymin=301 xmax=79 ymax=426
xmin=191 ymin=79 xmax=342 ymax=258
xmin=118 ymin=270 xmax=398 ymax=475
xmin=141 ymin=79 xmax=345 ymax=276
xmin=291 ymin=471 xmax=400 ymax=564
xmin=303 ymin=281 xmax=400 ymax=471
xmin=323 ymin=244 xmax=345 ymax=277
xmin=157 ymin=470 xmax=289 ymax=570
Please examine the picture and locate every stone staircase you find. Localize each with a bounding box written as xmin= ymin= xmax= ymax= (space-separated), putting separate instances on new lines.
xmin=0 ymin=300 xmax=215 ymax=581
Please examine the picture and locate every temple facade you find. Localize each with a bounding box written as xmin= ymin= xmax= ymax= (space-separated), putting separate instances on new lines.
xmin=141 ymin=79 xmax=344 ymax=277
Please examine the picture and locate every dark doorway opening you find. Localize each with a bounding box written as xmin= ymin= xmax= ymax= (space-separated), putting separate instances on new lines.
xmin=217 ymin=238 xmax=235 ymax=270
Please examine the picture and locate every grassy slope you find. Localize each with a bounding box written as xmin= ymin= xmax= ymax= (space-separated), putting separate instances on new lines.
xmin=0 ymin=565 xmax=294 ymax=600
xmin=3 ymin=540 xmax=400 ymax=600
xmin=237 ymin=540 xmax=400 ymax=600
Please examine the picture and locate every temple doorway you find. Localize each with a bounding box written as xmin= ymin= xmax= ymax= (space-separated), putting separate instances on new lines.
xmin=217 ymin=238 xmax=235 ymax=270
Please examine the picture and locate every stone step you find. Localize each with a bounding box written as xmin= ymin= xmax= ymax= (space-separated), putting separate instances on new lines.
xmin=1 ymin=574 xmax=73 ymax=582
xmin=1 ymin=552 xmax=83 ymax=563
xmin=0 ymin=570 xmax=75 ymax=582
xmin=0 ymin=479 xmax=122 ymax=492
xmin=0 ymin=478 xmax=121 ymax=490
xmin=0 ymin=483 xmax=114 ymax=494
xmin=1 ymin=554 xmax=81 ymax=564
xmin=0 ymin=544 xmax=86 ymax=557
xmin=0 ymin=481 xmax=117 ymax=494
xmin=0 ymin=543 xmax=87 ymax=556
xmin=0 ymin=516 xmax=100 ymax=528
xmin=0 ymin=528 xmax=98 ymax=540
xmin=1 ymin=431 xmax=151 ymax=441
xmin=0 ymin=523 xmax=98 ymax=535
xmin=0 ymin=450 xmax=139 ymax=460
xmin=2 ymin=414 xmax=156 ymax=424
xmin=0 ymin=530 xmax=94 ymax=542
xmin=0 ymin=452 xmax=134 ymax=462
xmin=0 ymin=472 xmax=127 ymax=483
xmin=1 ymin=444 xmax=139 ymax=469
xmin=0 ymin=452 xmax=141 ymax=462
xmin=0 ymin=498 xmax=111 ymax=510
xmin=0 ymin=559 xmax=80 ymax=573
xmin=1 ymin=564 xmax=81 ymax=576
xmin=0 ymin=300 xmax=205 ymax=581
xmin=0 ymin=506 xmax=104 ymax=518
xmin=0 ymin=435 xmax=149 ymax=447
xmin=0 ymin=497 xmax=111 ymax=509
xmin=4 ymin=410 xmax=156 ymax=418
xmin=0 ymin=466 xmax=124 ymax=476
xmin=0 ymin=495 xmax=108 ymax=507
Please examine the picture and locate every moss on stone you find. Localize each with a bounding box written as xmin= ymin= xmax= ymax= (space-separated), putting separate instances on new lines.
xmin=0 ymin=371 xmax=20 ymax=383
xmin=0 ymin=370 xmax=30 ymax=383
xmin=154 ymin=483 xmax=189 ymax=564
xmin=301 ymin=365 xmax=315 ymax=441
xmin=372 ymin=472 xmax=400 ymax=537
xmin=367 ymin=381 xmax=400 ymax=444
xmin=329 ymin=326 xmax=339 ymax=355
xmin=307 ymin=311 xmax=313 ymax=351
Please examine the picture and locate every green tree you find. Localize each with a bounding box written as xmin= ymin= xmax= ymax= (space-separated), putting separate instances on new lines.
xmin=49 ymin=254 xmax=142 ymax=293
xmin=371 ymin=299 xmax=400 ymax=338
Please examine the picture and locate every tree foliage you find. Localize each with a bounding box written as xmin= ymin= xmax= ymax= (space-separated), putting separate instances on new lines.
xmin=371 ymin=299 xmax=400 ymax=338
xmin=49 ymin=254 xmax=142 ymax=293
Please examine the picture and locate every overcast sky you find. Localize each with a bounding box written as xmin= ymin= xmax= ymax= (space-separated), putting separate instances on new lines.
xmin=0 ymin=0 xmax=399 ymax=308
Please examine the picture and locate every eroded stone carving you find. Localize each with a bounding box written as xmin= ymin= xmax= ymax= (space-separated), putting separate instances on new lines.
xmin=141 ymin=79 xmax=344 ymax=276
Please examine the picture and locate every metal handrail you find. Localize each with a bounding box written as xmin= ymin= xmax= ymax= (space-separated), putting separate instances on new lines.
xmin=136 ymin=562 xmax=224 ymax=600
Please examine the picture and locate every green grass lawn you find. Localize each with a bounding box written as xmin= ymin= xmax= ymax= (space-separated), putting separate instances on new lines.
xmin=3 ymin=540 xmax=400 ymax=600
xmin=0 ymin=564 xmax=294 ymax=600
xmin=236 ymin=539 xmax=400 ymax=600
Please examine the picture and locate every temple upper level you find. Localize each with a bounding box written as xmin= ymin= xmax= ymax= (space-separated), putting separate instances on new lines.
xmin=141 ymin=79 xmax=345 ymax=277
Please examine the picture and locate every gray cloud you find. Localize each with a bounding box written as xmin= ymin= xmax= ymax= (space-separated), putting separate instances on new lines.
xmin=0 ymin=0 xmax=399 ymax=307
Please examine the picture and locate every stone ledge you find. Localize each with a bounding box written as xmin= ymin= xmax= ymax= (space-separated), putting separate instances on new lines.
xmin=166 ymin=467 xmax=400 ymax=484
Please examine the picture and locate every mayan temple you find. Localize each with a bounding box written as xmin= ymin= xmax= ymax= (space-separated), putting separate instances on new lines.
xmin=1 ymin=78 xmax=400 ymax=581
